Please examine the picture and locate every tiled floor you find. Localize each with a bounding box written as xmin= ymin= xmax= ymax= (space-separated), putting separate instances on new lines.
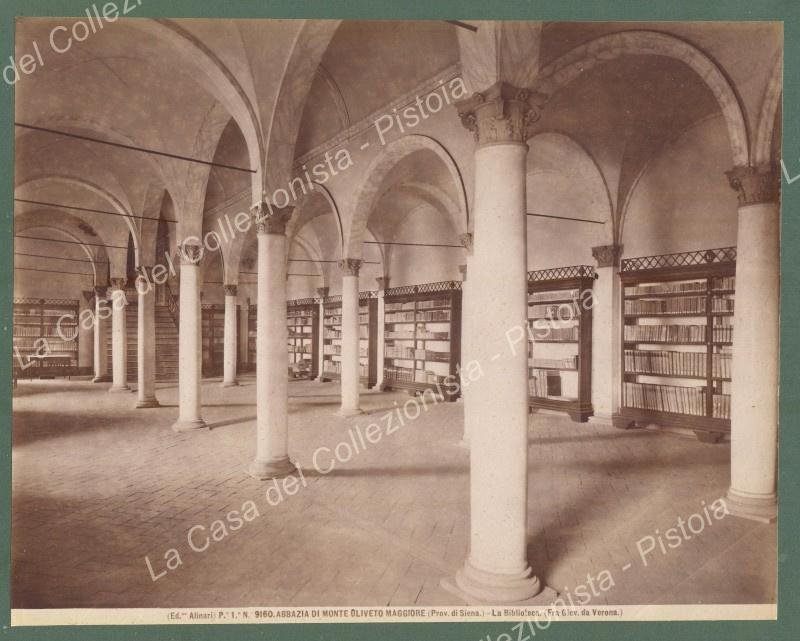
xmin=11 ymin=377 xmax=775 ymax=608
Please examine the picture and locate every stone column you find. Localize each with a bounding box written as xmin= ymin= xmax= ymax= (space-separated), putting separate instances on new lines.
xmin=222 ymin=284 xmax=239 ymax=387
xmin=171 ymin=244 xmax=205 ymax=431
xmin=725 ymin=165 xmax=780 ymax=522
xmin=92 ymin=286 xmax=111 ymax=382
xmin=316 ymin=287 xmax=329 ymax=382
xmin=109 ymin=278 xmax=130 ymax=392
xmin=249 ymin=204 xmax=297 ymax=479
xmin=78 ymin=291 xmax=94 ymax=370
xmin=135 ymin=268 xmax=159 ymax=408
xmin=445 ymin=82 xmax=545 ymax=604
xmin=375 ymin=277 xmax=389 ymax=389
xmin=338 ymin=259 xmax=363 ymax=416
xmin=457 ymin=235 xmax=473 ymax=448
xmin=591 ymin=244 xmax=622 ymax=422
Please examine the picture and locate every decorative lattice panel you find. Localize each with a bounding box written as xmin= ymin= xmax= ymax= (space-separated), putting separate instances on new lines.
xmin=527 ymin=265 xmax=595 ymax=282
xmin=621 ymin=247 xmax=737 ymax=273
xmin=385 ymin=280 xmax=462 ymax=298
xmin=324 ymin=295 xmax=343 ymax=305
xmin=359 ymin=290 xmax=378 ymax=300
xmin=14 ymin=298 xmax=79 ymax=306
xmin=287 ymin=297 xmax=316 ymax=307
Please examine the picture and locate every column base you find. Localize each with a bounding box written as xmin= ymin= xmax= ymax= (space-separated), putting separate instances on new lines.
xmin=92 ymin=375 xmax=112 ymax=383
xmin=441 ymin=560 xmax=554 ymax=605
xmin=222 ymin=380 xmax=239 ymax=388
xmin=337 ymin=407 xmax=364 ymax=417
xmin=725 ymin=487 xmax=777 ymax=523
xmin=135 ymin=398 xmax=161 ymax=409
xmin=248 ymin=457 xmax=298 ymax=480
xmin=171 ymin=418 xmax=207 ymax=432
xmin=108 ymin=385 xmax=131 ymax=393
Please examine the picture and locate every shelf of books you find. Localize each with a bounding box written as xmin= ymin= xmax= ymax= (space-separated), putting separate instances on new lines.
xmin=13 ymin=298 xmax=81 ymax=379
xmin=247 ymin=303 xmax=257 ymax=369
xmin=381 ymin=280 xmax=462 ymax=402
xmin=287 ymin=298 xmax=319 ymax=379
xmin=319 ymin=293 xmax=378 ymax=386
xmin=527 ymin=266 xmax=595 ymax=422
xmin=201 ymin=303 xmax=225 ymax=376
xmin=612 ymin=247 xmax=736 ymax=442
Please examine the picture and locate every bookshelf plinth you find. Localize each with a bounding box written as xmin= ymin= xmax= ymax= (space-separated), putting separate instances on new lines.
xmin=612 ymin=407 xmax=729 ymax=437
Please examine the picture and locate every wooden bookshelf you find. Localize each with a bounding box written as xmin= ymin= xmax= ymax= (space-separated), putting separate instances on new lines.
xmin=360 ymin=291 xmax=379 ymax=388
xmin=287 ymin=297 xmax=319 ymax=379
xmin=13 ymin=298 xmax=81 ymax=378
xmin=201 ymin=303 xmax=225 ymax=376
xmin=320 ymin=295 xmax=343 ymax=381
xmin=381 ymin=280 xmax=462 ymax=402
xmin=612 ymin=247 xmax=736 ymax=443
xmin=527 ymin=266 xmax=595 ymax=422
xmin=247 ymin=302 xmax=257 ymax=368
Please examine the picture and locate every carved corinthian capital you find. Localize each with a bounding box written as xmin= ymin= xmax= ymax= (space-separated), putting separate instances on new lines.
xmin=455 ymin=81 xmax=547 ymax=146
xmin=251 ymin=202 xmax=294 ymax=235
xmin=591 ymin=244 xmax=622 ymax=269
xmin=726 ymin=165 xmax=780 ymax=206
xmin=459 ymin=232 xmax=474 ymax=254
xmin=338 ymin=259 xmax=362 ymax=277
xmin=179 ymin=242 xmax=203 ymax=265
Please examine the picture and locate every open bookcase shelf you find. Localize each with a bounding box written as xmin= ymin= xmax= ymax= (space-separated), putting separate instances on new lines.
xmin=321 ymin=292 xmax=378 ymax=386
xmin=287 ymin=298 xmax=319 ymax=380
xmin=381 ymin=280 xmax=462 ymax=402
xmin=527 ymin=266 xmax=595 ymax=422
xmin=201 ymin=304 xmax=226 ymax=376
xmin=612 ymin=247 xmax=736 ymax=442
xmin=13 ymin=298 xmax=81 ymax=378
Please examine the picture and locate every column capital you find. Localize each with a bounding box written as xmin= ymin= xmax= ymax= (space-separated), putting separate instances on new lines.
xmin=459 ymin=232 xmax=474 ymax=254
xmin=339 ymin=258 xmax=362 ymax=277
xmin=109 ymin=277 xmax=127 ymax=291
xmin=726 ymin=165 xmax=780 ymax=206
xmin=376 ymin=276 xmax=390 ymax=290
xmin=223 ymin=284 xmax=238 ymax=297
xmin=251 ymin=202 xmax=294 ymax=235
xmin=592 ymin=244 xmax=623 ymax=268
xmin=316 ymin=286 xmax=330 ymax=298
xmin=455 ymin=81 xmax=547 ymax=146
xmin=178 ymin=242 xmax=204 ymax=265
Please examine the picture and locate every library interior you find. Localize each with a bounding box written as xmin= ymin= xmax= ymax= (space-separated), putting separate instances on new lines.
xmin=11 ymin=20 xmax=781 ymax=608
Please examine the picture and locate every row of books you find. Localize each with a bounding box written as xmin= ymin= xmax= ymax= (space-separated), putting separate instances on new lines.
xmin=529 ymin=303 xmax=579 ymax=319
xmin=530 ymin=356 xmax=578 ymax=370
xmin=624 ymin=349 xmax=706 ymax=377
xmin=711 ymin=352 xmax=732 ymax=379
xmin=624 ymin=324 xmax=706 ymax=343
xmin=623 ymin=382 xmax=707 ymax=416
xmin=287 ymin=317 xmax=314 ymax=326
xmin=287 ymin=345 xmax=312 ymax=354
xmin=712 ymin=317 xmax=733 ymax=343
xmin=625 ymin=296 xmax=706 ymax=315
xmin=712 ymin=276 xmax=735 ymax=291
xmin=528 ymin=369 xmax=563 ymax=398
xmin=384 ymin=366 xmax=446 ymax=385
xmin=528 ymin=325 xmax=580 ymax=342
xmin=13 ymin=326 xmax=77 ymax=337
xmin=324 ymin=316 xmax=342 ymax=326
xmin=712 ymin=297 xmax=735 ymax=312
xmin=385 ymin=301 xmax=416 ymax=312
xmin=625 ymin=281 xmax=706 ymax=296
xmin=417 ymin=298 xmax=450 ymax=310
xmin=13 ymin=342 xmax=78 ymax=352
xmin=385 ymin=346 xmax=450 ymax=362
xmin=712 ymin=394 xmax=731 ymax=419
xmin=324 ymin=329 xmax=341 ymax=339
xmin=323 ymin=362 xmax=368 ymax=377
xmin=529 ymin=290 xmax=579 ymax=303
xmin=287 ymin=310 xmax=314 ymax=318
xmin=386 ymin=329 xmax=450 ymax=341
xmin=288 ymin=330 xmax=312 ymax=338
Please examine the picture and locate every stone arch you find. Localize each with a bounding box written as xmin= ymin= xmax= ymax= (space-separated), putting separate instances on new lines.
xmin=286 ymin=182 xmax=344 ymax=257
xmin=534 ymin=30 xmax=750 ymax=166
xmin=15 ymin=175 xmax=141 ymax=263
xmin=345 ymin=134 xmax=469 ymax=259
xmin=753 ymin=51 xmax=783 ymax=166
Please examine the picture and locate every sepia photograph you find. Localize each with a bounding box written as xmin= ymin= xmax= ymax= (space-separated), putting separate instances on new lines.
xmin=4 ymin=8 xmax=786 ymax=630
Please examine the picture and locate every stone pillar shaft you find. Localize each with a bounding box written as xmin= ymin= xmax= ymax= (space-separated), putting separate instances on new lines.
xmin=339 ymin=260 xmax=363 ymax=415
xmin=249 ymin=204 xmax=297 ymax=479
xmin=172 ymin=246 xmax=205 ymax=431
xmin=726 ymin=165 xmax=779 ymax=522
xmin=109 ymin=280 xmax=130 ymax=392
xmin=92 ymin=287 xmax=110 ymax=382
xmin=223 ymin=285 xmax=239 ymax=387
xmin=591 ymin=245 xmax=622 ymax=421
xmin=136 ymin=270 xmax=159 ymax=408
